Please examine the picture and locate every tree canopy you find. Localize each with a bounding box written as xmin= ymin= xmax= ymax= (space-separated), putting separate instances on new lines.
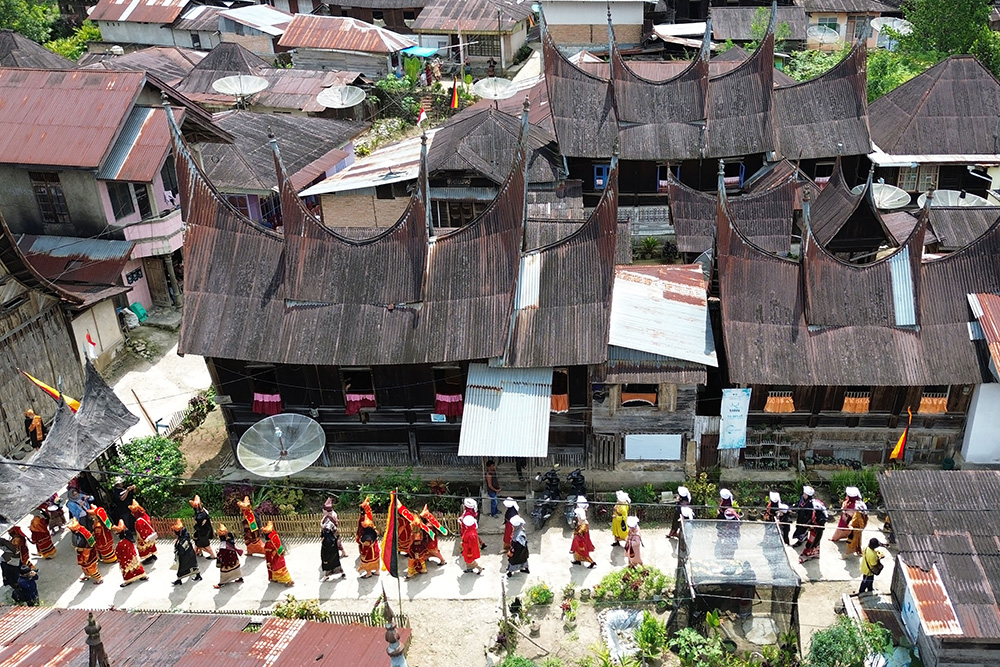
xmin=0 ymin=0 xmax=52 ymax=44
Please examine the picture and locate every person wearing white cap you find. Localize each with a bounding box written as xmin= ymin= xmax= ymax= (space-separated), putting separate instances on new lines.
xmin=624 ymin=515 xmax=643 ymax=567
xmin=776 ymin=503 xmax=792 ymax=545
xmin=716 ymin=488 xmax=735 ymax=520
xmin=791 ymin=486 xmax=815 ymax=547
xmin=799 ymin=497 xmax=829 ymax=564
xmin=716 ymin=492 xmax=741 ymax=562
xmin=611 ymin=490 xmax=631 ymax=547
xmin=680 ymin=505 xmax=695 ymax=521
xmin=570 ymin=502 xmax=596 ymax=569
xmin=502 ymin=498 xmax=519 ymax=553
xmin=831 ymin=487 xmax=862 ymax=543
xmin=459 ymin=498 xmax=486 ymax=551
xmin=763 ymin=490 xmax=781 ymax=522
xmin=669 ymin=486 xmax=692 ymax=539
xmin=846 ymin=497 xmax=869 ymax=557
xmin=460 ymin=515 xmax=483 ymax=575
xmin=506 ymin=515 xmax=529 ymax=577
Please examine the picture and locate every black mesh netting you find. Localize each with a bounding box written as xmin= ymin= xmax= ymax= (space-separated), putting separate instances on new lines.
xmin=672 ymin=519 xmax=801 ymax=646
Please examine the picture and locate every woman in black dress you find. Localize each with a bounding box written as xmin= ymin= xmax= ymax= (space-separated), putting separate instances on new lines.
xmin=190 ymin=496 xmax=216 ymax=560
xmin=171 ymin=520 xmax=202 ymax=586
xmin=320 ymin=524 xmax=345 ymax=580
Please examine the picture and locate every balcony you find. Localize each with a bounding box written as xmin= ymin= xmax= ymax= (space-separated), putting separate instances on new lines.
xmin=120 ymin=207 xmax=183 ymax=258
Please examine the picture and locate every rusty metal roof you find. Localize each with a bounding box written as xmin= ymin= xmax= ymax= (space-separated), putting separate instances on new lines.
xmin=17 ymin=234 xmax=135 ymax=307
xmin=609 ymin=264 xmax=717 ymax=368
xmin=968 ymin=292 xmax=1000 ymax=378
xmin=172 ymin=4 xmax=222 ymax=32
xmin=666 ymin=173 xmax=795 ymax=254
xmin=717 ymin=178 xmax=1000 ymax=384
xmin=0 ymin=608 xmax=407 ymax=666
xmin=278 ymin=15 xmax=416 ymax=53
xmin=0 ymin=68 xmax=145 ymax=169
xmin=597 ymin=346 xmax=708 ymax=385
xmin=706 ymin=29 xmax=775 ymax=158
xmin=0 ymin=213 xmax=83 ymax=307
xmin=870 ymin=56 xmax=1000 ymax=158
xmin=97 ymin=106 xmax=182 ymax=182
xmin=411 ymin=0 xmax=532 ymax=33
xmin=796 ymin=0 xmax=896 ymax=13
xmin=505 ymin=161 xmax=619 ymax=367
xmin=881 ymin=470 xmax=1000 ymax=641
xmin=78 ymin=46 xmax=206 ymax=86
xmin=900 ymin=559 xmax=965 ymax=637
xmin=579 ymin=47 xmax=799 ymax=86
xmin=773 ymin=38 xmax=871 ymax=160
xmin=0 ymin=29 xmax=73 ymax=69
xmin=928 ymin=206 xmax=1000 ymax=250
xmin=89 ymin=0 xmax=190 ymax=24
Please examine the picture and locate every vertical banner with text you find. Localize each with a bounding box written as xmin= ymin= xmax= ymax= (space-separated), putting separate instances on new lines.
xmin=718 ymin=387 xmax=752 ymax=450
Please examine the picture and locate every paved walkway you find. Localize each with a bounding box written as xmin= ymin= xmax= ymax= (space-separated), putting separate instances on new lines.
xmin=30 ymin=514 xmax=894 ymax=614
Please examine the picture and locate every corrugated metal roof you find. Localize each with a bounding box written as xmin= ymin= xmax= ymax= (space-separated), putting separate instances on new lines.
xmin=0 ymin=29 xmax=73 ymax=69
xmin=78 ymin=46 xmax=206 ymax=87
xmin=458 ymin=363 xmax=553 ymax=458
xmin=599 ymin=345 xmax=708 ymax=384
xmin=0 ymin=68 xmax=145 ymax=169
xmin=97 ymin=105 xmax=181 ymax=182
xmin=901 ymin=560 xmax=965 ymax=637
xmin=278 ymin=15 xmax=416 ymax=54
xmin=889 ymin=245 xmax=917 ymax=326
xmin=89 ymin=0 xmax=190 ymax=24
xmin=300 ymin=130 xmax=437 ymax=195
xmin=609 ymin=264 xmax=718 ymax=367
xmin=870 ymin=56 xmax=1000 ymax=158
xmin=968 ymin=292 xmax=1000 ymax=376
xmin=219 ymin=5 xmax=293 ymax=36
xmin=412 ymin=0 xmax=532 ymax=33
xmin=17 ymin=234 xmax=134 ymax=307
xmin=172 ymin=4 xmax=222 ymax=32
xmin=928 ymin=207 xmax=1000 ymax=250
xmin=796 ymin=0 xmax=896 ymax=13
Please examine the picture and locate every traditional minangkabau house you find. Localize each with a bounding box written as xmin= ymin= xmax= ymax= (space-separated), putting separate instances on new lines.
xmin=543 ymin=6 xmax=871 ymax=249
xmin=714 ymin=158 xmax=1000 ymax=466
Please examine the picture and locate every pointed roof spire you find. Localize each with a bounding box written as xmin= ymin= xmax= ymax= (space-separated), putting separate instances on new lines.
xmin=420 ymin=131 xmax=432 ymax=239
xmin=86 ymin=612 xmax=111 ymax=667
xmin=382 ymin=599 xmax=408 ymax=667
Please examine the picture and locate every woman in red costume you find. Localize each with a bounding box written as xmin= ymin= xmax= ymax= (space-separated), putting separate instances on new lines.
xmin=570 ymin=499 xmax=596 ymax=569
xmin=110 ymin=521 xmax=147 ymax=587
xmin=87 ymin=507 xmax=117 ymax=564
xmin=261 ymin=522 xmax=293 ymax=587
xmin=28 ymin=511 xmax=55 ymax=560
xmin=128 ymin=500 xmax=158 ymax=563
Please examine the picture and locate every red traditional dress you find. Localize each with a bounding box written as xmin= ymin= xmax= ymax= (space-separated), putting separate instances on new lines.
xmin=7 ymin=527 xmax=31 ymax=567
xmin=356 ymin=497 xmax=373 ymax=545
xmin=129 ymin=501 xmax=158 ymax=562
xmin=830 ymin=495 xmax=858 ymax=542
xmin=28 ymin=515 xmax=55 ymax=559
xmin=461 ymin=518 xmax=482 ymax=572
xmin=357 ymin=523 xmax=380 ymax=577
xmin=262 ymin=525 xmax=293 ymax=586
xmin=237 ymin=498 xmax=265 ymax=557
xmin=89 ymin=507 xmax=117 ymax=563
xmin=406 ymin=522 xmax=428 ymax=578
xmin=68 ymin=519 xmax=102 ymax=584
xmin=114 ymin=535 xmax=147 ymax=586
xmin=570 ymin=514 xmax=596 ymax=566
xmin=397 ymin=516 xmax=413 ymax=555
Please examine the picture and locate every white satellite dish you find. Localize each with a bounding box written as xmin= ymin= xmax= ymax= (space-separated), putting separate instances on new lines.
xmin=237 ymin=413 xmax=326 ymax=478
xmin=917 ymin=190 xmax=992 ymax=208
xmin=212 ymin=75 xmax=269 ymax=98
xmin=807 ymin=25 xmax=841 ymax=44
xmin=851 ymin=182 xmax=910 ymax=210
xmin=870 ymin=17 xmax=913 ymax=36
xmin=315 ymin=85 xmax=367 ymax=109
xmin=472 ymin=77 xmax=518 ymax=100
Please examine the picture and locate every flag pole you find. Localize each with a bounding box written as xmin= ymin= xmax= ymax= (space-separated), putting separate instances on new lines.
xmin=396 ymin=488 xmax=403 ymax=616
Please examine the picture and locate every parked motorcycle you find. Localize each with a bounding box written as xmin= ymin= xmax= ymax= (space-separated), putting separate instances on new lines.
xmin=564 ymin=468 xmax=587 ymax=526
xmin=531 ymin=466 xmax=562 ymax=528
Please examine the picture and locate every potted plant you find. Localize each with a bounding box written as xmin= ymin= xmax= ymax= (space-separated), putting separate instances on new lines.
xmin=561 ymin=599 xmax=578 ymax=631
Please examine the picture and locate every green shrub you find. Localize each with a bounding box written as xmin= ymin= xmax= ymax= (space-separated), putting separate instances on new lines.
xmin=807 ymin=617 xmax=891 ymax=667
xmin=273 ymin=596 xmax=330 ymax=622
xmin=623 ymin=483 xmax=658 ymax=505
xmin=540 ymin=658 xmax=564 ymax=667
xmin=525 ymin=582 xmax=555 ymax=606
xmin=828 ymin=467 xmax=881 ymax=505
xmin=498 ymin=657 xmax=538 ymax=667
xmin=686 ymin=472 xmax=718 ymax=508
xmin=593 ymin=565 xmax=671 ymax=602
xmin=668 ymin=627 xmax=729 ymax=667
xmin=113 ymin=435 xmax=185 ymax=514
xmin=634 ymin=611 xmax=667 ymax=659
xmin=179 ymin=388 xmax=215 ymax=433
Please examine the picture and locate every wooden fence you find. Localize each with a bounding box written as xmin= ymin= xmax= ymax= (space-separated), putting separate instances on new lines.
xmin=151 ymin=512 xmax=462 ymax=538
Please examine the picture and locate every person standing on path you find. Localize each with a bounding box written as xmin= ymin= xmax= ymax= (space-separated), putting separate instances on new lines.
xmin=502 ymin=498 xmax=519 ymax=553
xmin=110 ymin=478 xmax=137 ymax=533
xmin=357 ymin=517 xmax=380 ymax=579
xmin=485 ymin=461 xmax=501 ymax=517
xmin=321 ymin=497 xmax=348 ymax=558
xmin=13 ymin=565 xmax=38 ymax=605
xmin=461 ymin=515 xmax=483 ymax=575
xmin=320 ymin=523 xmax=345 ymax=581
xmin=405 ymin=517 xmax=428 ymax=580
xmin=87 ymin=507 xmax=117 ymax=564
xmin=859 ymin=538 xmax=886 ymax=594
xmin=669 ymin=486 xmax=692 ymax=539
xmin=110 ymin=522 xmax=147 ymax=587
xmin=799 ymin=498 xmax=828 ymax=563
xmin=846 ymin=499 xmax=869 ymax=557
xmin=777 ymin=503 xmax=792 ymax=545
xmin=28 ymin=510 xmax=55 ymax=560
xmin=7 ymin=527 xmax=32 ymax=569
xmin=261 ymin=522 xmax=293 ymax=587
xmin=238 ymin=497 xmax=265 ymax=558
xmin=570 ymin=499 xmax=596 ymax=569
xmin=419 ymin=506 xmax=446 ymax=566
xmin=67 ymin=518 xmax=102 ymax=585
xmin=66 ymin=488 xmax=93 ymax=522
xmin=129 ymin=500 xmax=158 ymax=563
xmin=24 ymin=409 xmax=45 ymax=450
xmin=506 ymin=515 xmax=529 ymax=577
xmin=624 ymin=516 xmax=643 ymax=567
xmin=460 ymin=498 xmax=487 ymax=550
xmin=214 ymin=526 xmax=244 ymax=588
xmin=831 ymin=487 xmax=861 ymax=542
xmin=171 ymin=521 xmax=202 ymax=586
xmin=611 ymin=490 xmax=630 ymax=547
xmin=190 ymin=496 xmax=217 ymax=560
xmin=791 ymin=486 xmax=815 ymax=547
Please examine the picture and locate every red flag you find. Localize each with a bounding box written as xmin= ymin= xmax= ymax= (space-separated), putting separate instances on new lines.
xmin=381 ymin=491 xmax=400 ymax=577
xmin=417 ymin=108 xmax=427 ymax=125
xmin=450 ymin=78 xmax=460 ymax=109
xmin=85 ymin=332 xmax=98 ymax=359
xmin=890 ymin=408 xmax=912 ymax=460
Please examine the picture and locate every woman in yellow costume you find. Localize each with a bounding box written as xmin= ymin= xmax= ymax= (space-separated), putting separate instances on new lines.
xmin=611 ymin=490 xmax=630 ymax=547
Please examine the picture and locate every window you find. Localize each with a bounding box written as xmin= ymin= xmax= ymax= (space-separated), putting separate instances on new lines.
xmin=621 ymin=384 xmax=658 ymax=407
xmin=107 ymin=182 xmax=135 ymax=220
xmin=431 ymin=200 xmax=488 ymax=228
xmin=29 ymin=172 xmax=71 ymax=224
xmin=594 ymin=164 xmax=610 ymax=190
xmin=897 ymin=164 xmax=939 ymax=192
xmin=260 ymin=192 xmax=282 ymax=228
xmin=817 ymin=16 xmax=839 ymax=34
xmin=342 ymin=368 xmax=374 ymax=394
xmin=918 ymin=386 xmax=949 ymax=414
xmin=371 ymin=10 xmax=384 ymax=20
xmin=466 ymin=34 xmax=500 ymax=58
xmin=191 ymin=33 xmax=201 ymax=49
xmin=226 ymin=194 xmax=251 ymax=217
xmin=847 ymin=15 xmax=870 ymax=40
xmin=132 ymin=183 xmax=153 ymax=219
xmin=552 ymin=369 xmax=569 ymax=413
xmin=160 ymin=155 xmax=179 ymax=198
xmin=403 ymin=10 xmax=415 ymax=20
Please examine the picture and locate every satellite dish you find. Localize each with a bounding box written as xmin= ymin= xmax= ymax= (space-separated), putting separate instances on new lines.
xmin=851 ymin=182 xmax=910 ymax=210
xmin=807 ymin=25 xmax=841 ymax=44
xmin=237 ymin=413 xmax=326 ymax=478
xmin=212 ymin=75 xmax=269 ymax=105
xmin=870 ymin=17 xmax=913 ymax=36
xmin=917 ymin=190 xmax=992 ymax=208
xmin=472 ymin=77 xmax=518 ymax=100
xmin=315 ymin=85 xmax=367 ymax=109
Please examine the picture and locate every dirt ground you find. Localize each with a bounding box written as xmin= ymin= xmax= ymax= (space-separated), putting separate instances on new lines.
xmin=177 ymin=407 xmax=229 ymax=478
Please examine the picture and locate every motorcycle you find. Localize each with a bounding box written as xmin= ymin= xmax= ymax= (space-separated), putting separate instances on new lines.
xmin=531 ymin=466 xmax=562 ymax=529
xmin=564 ymin=468 xmax=587 ymax=526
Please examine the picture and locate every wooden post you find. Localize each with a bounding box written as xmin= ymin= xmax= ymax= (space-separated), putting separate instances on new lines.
xmin=131 ymin=389 xmax=157 ymax=434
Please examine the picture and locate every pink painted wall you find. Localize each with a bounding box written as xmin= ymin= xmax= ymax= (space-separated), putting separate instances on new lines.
xmin=122 ymin=258 xmax=152 ymax=311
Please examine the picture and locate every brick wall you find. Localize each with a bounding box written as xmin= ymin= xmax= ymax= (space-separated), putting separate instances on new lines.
xmin=548 ymin=23 xmax=642 ymax=45
xmin=320 ymin=193 xmax=410 ymax=228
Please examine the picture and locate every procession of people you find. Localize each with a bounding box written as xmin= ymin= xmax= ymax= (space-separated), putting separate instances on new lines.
xmin=2 ymin=478 xmax=891 ymax=605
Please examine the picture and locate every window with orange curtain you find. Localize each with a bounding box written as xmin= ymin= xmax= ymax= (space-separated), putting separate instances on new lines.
xmin=621 ymin=383 xmax=658 ymax=407
xmin=842 ymin=390 xmax=870 ymax=413
xmin=551 ymin=369 xmax=569 ymax=413
xmin=918 ymin=388 xmax=949 ymax=414
xmin=764 ymin=391 xmax=795 ymax=413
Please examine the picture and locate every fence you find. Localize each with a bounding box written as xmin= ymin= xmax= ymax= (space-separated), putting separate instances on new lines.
xmin=123 ymin=606 xmax=409 ymax=628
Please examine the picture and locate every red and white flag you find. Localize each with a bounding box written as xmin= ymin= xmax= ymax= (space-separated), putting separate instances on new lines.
xmin=85 ymin=332 xmax=98 ymax=360
xmin=417 ymin=108 xmax=427 ymax=126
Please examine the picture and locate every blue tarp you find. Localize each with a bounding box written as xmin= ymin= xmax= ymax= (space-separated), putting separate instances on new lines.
xmin=401 ymin=45 xmax=441 ymax=58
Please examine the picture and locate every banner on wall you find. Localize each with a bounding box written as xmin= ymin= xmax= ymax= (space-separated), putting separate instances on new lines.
xmin=718 ymin=387 xmax=752 ymax=450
